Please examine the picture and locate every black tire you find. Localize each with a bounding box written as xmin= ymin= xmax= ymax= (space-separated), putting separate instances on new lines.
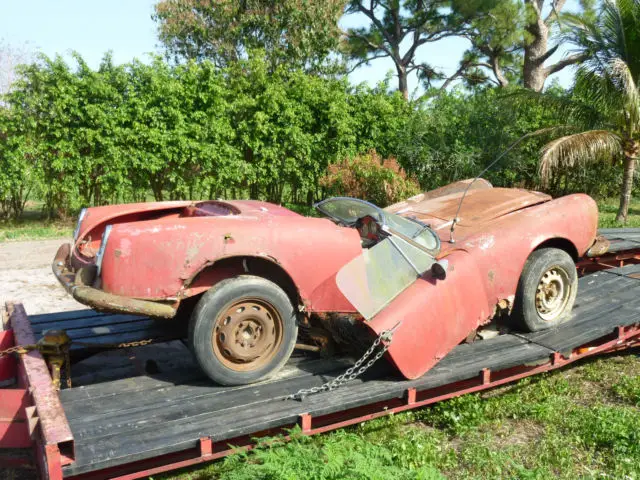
xmin=189 ymin=275 xmax=298 ymax=385
xmin=512 ymin=248 xmax=578 ymax=332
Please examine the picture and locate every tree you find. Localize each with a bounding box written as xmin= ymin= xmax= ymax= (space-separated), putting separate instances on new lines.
xmin=450 ymin=0 xmax=595 ymax=91
xmin=0 ymin=39 xmax=34 ymax=97
xmin=452 ymin=0 xmax=524 ymax=88
xmin=538 ymin=0 xmax=640 ymax=222
xmin=342 ymin=0 xmax=470 ymax=99
xmin=153 ymin=0 xmax=344 ymax=72
xmin=522 ymin=0 xmax=594 ymax=91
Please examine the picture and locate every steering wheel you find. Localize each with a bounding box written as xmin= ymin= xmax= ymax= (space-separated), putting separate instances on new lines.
xmin=355 ymin=215 xmax=380 ymax=242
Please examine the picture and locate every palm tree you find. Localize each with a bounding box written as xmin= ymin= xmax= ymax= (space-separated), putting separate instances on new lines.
xmin=539 ymin=0 xmax=640 ymax=223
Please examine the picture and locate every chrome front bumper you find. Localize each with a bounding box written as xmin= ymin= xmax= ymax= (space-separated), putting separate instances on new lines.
xmin=52 ymin=243 xmax=176 ymax=319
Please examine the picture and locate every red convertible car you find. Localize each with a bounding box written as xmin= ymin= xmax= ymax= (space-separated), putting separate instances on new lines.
xmin=53 ymin=180 xmax=599 ymax=385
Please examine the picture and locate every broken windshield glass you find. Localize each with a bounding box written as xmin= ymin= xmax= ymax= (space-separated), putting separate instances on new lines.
xmin=316 ymin=197 xmax=440 ymax=256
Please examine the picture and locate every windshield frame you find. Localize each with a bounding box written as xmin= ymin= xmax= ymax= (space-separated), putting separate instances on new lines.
xmin=314 ymin=196 xmax=441 ymax=256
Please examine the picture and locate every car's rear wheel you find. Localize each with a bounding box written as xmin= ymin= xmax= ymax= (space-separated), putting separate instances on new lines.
xmin=512 ymin=248 xmax=578 ymax=332
xmin=189 ymin=275 xmax=298 ymax=385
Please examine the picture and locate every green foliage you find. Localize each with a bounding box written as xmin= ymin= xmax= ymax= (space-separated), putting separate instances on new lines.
xmin=612 ymin=374 xmax=640 ymax=406
xmin=153 ymin=0 xmax=344 ymax=73
xmin=419 ymin=393 xmax=490 ymax=435
xmin=596 ymin=197 xmax=640 ymax=227
xmin=320 ymin=150 xmax=420 ymax=207
xmin=395 ymin=86 xmax=596 ymax=193
xmin=212 ymin=428 xmax=444 ymax=480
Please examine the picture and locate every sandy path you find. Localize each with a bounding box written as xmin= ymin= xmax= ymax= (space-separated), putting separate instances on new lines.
xmin=0 ymin=238 xmax=88 ymax=315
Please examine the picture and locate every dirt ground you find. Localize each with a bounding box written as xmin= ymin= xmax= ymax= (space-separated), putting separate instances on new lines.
xmin=0 ymin=238 xmax=87 ymax=315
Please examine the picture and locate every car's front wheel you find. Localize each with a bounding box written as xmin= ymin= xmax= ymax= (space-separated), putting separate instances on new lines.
xmin=512 ymin=248 xmax=578 ymax=332
xmin=189 ymin=275 xmax=298 ymax=385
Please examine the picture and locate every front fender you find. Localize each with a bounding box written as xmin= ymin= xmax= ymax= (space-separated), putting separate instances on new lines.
xmin=367 ymin=249 xmax=492 ymax=379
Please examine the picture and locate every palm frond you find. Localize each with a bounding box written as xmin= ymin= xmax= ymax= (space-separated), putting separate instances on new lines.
xmin=573 ymin=67 xmax=629 ymax=124
xmin=562 ymin=0 xmax=640 ymax=80
xmin=539 ymin=130 xmax=623 ymax=185
xmin=610 ymin=57 xmax=640 ymax=133
xmin=614 ymin=0 xmax=640 ymax=76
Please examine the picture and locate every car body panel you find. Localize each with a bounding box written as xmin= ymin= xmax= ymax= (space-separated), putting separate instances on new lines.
xmin=365 ymin=249 xmax=492 ymax=379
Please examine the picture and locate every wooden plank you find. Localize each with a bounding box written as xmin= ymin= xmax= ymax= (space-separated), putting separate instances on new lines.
xmin=59 ymin=351 xmax=314 ymax=405
xmin=29 ymin=309 xmax=108 ymax=325
xmin=62 ymin=356 xmax=351 ymax=421
xmin=62 ymin=333 xmax=528 ymax=423
xmin=31 ymin=314 xmax=148 ymax=335
xmin=65 ymin=329 xmax=183 ymax=350
xmin=62 ymin=336 xmax=533 ymax=460
xmin=61 ymin=333 xmax=621 ymax=476
xmin=599 ymin=228 xmax=640 ymax=236
xmin=36 ymin=318 xmax=170 ymax=341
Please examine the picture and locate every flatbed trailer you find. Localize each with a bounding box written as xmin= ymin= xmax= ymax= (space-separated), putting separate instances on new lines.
xmin=1 ymin=228 xmax=640 ymax=480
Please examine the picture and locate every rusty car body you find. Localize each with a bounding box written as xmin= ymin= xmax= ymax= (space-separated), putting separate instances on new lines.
xmin=53 ymin=179 xmax=599 ymax=385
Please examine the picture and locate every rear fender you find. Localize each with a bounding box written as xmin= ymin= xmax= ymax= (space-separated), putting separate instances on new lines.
xmin=366 ymin=249 xmax=492 ymax=379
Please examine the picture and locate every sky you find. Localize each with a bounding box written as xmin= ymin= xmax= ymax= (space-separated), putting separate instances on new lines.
xmin=0 ymin=0 xmax=581 ymax=96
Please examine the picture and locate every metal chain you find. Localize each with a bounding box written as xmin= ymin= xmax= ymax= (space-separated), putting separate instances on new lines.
xmin=0 ymin=338 xmax=157 ymax=358
xmin=286 ymin=321 xmax=401 ymax=401
xmin=74 ymin=338 xmax=158 ymax=349
xmin=0 ymin=344 xmax=37 ymax=357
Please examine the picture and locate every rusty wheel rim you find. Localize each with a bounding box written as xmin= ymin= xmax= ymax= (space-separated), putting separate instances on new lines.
xmin=212 ymin=298 xmax=283 ymax=372
xmin=535 ymin=266 xmax=571 ymax=322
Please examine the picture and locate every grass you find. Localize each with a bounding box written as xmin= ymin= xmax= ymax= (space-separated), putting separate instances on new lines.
xmin=597 ymin=197 xmax=640 ymax=228
xmin=0 ymin=202 xmax=73 ymax=242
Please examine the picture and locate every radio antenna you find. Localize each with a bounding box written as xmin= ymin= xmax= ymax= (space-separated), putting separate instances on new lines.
xmin=448 ymin=129 xmax=552 ymax=244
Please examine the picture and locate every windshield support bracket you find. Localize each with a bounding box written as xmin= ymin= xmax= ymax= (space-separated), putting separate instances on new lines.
xmin=388 ymin=237 xmax=422 ymax=277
